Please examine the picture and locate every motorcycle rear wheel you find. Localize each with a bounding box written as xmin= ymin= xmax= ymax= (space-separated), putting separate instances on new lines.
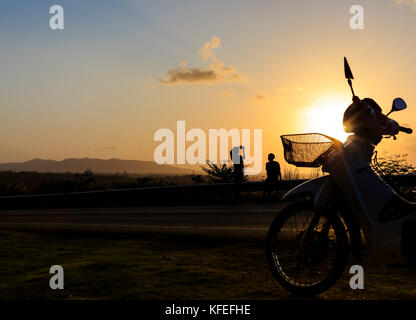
xmin=266 ymin=200 xmax=348 ymax=296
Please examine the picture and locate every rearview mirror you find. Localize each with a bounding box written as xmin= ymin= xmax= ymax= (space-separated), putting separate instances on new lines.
xmin=392 ymin=98 xmax=407 ymax=112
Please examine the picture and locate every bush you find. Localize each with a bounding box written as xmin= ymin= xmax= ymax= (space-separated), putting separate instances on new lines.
xmin=201 ymin=162 xmax=234 ymax=183
xmin=373 ymin=153 xmax=416 ymax=199
xmin=199 ymin=161 xmax=248 ymax=183
xmin=0 ymin=180 xmax=28 ymax=195
xmin=374 ymin=153 xmax=416 ymax=176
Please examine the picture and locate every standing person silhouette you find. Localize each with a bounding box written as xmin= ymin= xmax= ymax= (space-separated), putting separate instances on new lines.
xmin=264 ymin=153 xmax=282 ymax=199
xmin=230 ymin=146 xmax=245 ymax=184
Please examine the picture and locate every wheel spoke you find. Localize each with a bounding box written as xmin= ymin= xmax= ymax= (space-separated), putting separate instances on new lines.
xmin=268 ymin=202 xmax=345 ymax=289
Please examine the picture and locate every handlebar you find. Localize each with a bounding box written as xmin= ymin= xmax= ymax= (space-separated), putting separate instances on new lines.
xmin=399 ymin=126 xmax=413 ymax=134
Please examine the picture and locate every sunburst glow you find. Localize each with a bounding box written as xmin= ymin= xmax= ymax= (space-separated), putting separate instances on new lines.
xmin=304 ymin=98 xmax=351 ymax=142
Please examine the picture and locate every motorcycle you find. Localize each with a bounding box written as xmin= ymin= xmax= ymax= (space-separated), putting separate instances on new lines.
xmin=266 ymin=58 xmax=415 ymax=296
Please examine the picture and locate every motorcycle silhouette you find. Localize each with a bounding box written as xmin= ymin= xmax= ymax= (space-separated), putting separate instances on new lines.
xmin=266 ymin=58 xmax=415 ymax=295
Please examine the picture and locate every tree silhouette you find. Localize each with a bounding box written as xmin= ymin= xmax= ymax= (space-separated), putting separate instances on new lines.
xmin=201 ymin=161 xmax=234 ymax=183
xmin=199 ymin=161 xmax=248 ymax=183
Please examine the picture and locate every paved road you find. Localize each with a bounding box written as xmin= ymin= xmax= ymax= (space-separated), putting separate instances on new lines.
xmin=0 ymin=204 xmax=286 ymax=238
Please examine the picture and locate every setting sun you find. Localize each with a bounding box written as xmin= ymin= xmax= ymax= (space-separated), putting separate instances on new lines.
xmin=304 ymin=98 xmax=351 ymax=142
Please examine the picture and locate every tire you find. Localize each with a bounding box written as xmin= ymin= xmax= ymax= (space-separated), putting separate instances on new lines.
xmin=266 ymin=200 xmax=348 ymax=296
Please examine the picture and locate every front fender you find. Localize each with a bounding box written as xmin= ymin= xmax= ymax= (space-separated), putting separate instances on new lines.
xmin=282 ymin=175 xmax=333 ymax=208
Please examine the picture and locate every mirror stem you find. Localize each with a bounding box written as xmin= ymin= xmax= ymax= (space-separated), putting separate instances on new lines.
xmin=348 ymin=79 xmax=355 ymax=99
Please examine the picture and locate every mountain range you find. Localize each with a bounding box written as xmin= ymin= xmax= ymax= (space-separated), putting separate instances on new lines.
xmin=0 ymin=158 xmax=197 ymax=175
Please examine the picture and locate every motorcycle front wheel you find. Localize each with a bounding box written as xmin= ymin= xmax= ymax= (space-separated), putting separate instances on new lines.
xmin=266 ymin=200 xmax=348 ymax=296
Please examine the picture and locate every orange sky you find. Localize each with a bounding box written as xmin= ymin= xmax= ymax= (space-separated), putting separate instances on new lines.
xmin=1 ymin=0 xmax=415 ymax=173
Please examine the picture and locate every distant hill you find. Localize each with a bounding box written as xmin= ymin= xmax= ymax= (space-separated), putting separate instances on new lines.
xmin=0 ymin=158 xmax=197 ymax=175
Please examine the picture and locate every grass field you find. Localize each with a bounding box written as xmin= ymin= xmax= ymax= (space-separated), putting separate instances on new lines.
xmin=1 ymin=229 xmax=416 ymax=300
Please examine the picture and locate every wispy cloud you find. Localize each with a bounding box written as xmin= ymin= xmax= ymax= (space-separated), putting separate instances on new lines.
xmin=396 ymin=0 xmax=416 ymax=11
xmin=159 ymin=37 xmax=245 ymax=85
xmin=159 ymin=66 xmax=217 ymax=84
xmin=253 ymin=95 xmax=268 ymax=102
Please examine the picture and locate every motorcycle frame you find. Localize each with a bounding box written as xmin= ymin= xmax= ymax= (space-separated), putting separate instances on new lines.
xmin=282 ymin=141 xmax=412 ymax=265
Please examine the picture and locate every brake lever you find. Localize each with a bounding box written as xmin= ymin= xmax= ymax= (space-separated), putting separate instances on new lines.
xmin=382 ymin=135 xmax=397 ymax=140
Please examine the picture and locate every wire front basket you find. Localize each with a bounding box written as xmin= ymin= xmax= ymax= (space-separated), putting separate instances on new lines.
xmin=281 ymin=133 xmax=340 ymax=168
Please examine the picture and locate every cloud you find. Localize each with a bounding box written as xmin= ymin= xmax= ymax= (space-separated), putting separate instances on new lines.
xmin=159 ymin=66 xmax=217 ymax=84
xmin=159 ymin=37 xmax=244 ymax=85
xmin=100 ymin=146 xmax=118 ymax=151
xmin=396 ymin=0 xmax=416 ymax=11
xmin=199 ymin=36 xmax=221 ymax=61
xmin=253 ymin=95 xmax=268 ymax=102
